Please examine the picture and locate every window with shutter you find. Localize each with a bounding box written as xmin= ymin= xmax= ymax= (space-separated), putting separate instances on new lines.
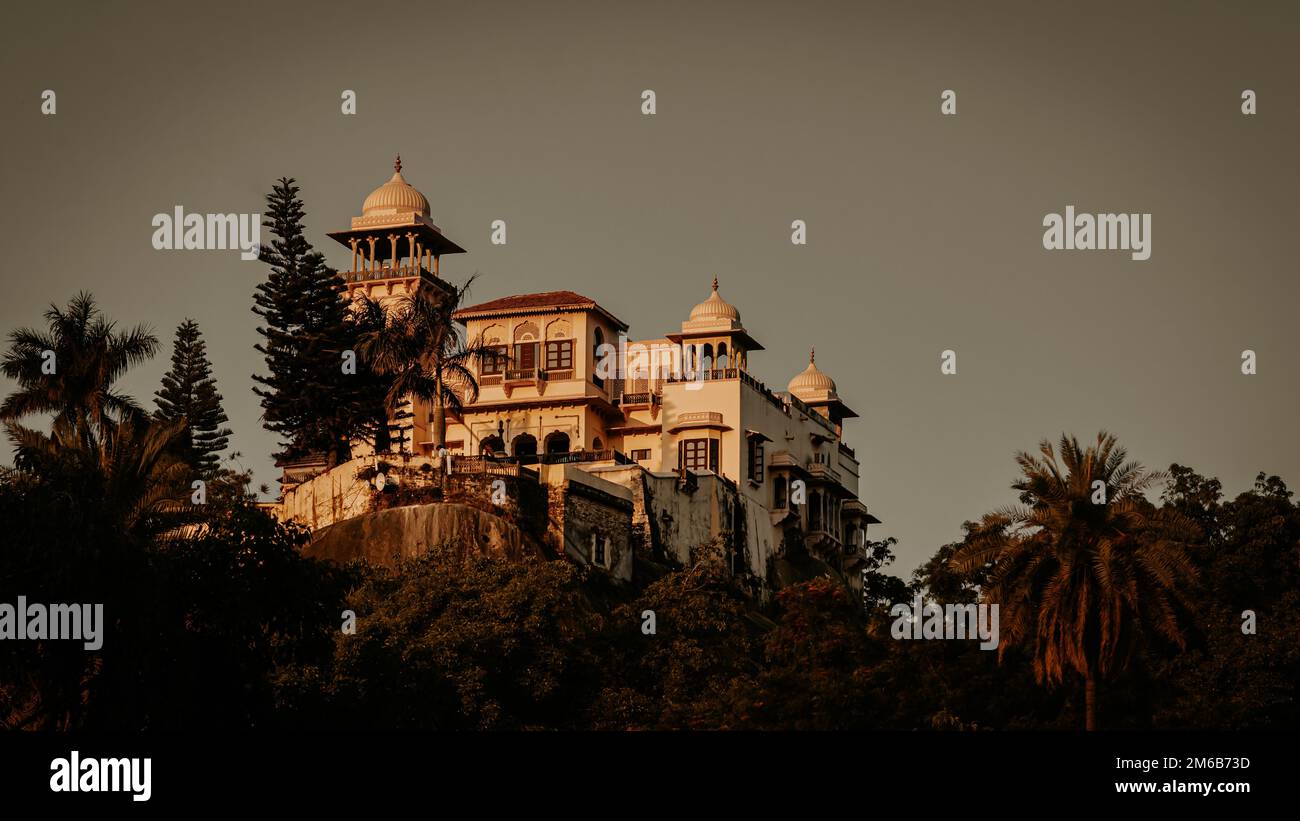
xmin=545 ymin=340 xmax=572 ymax=370
xmin=748 ymin=438 xmax=764 ymax=483
xmin=481 ymin=345 xmax=508 ymax=375
xmin=682 ymin=439 xmax=710 ymax=471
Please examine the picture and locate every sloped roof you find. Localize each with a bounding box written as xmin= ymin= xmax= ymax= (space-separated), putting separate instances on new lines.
xmin=453 ymin=290 xmax=628 ymax=329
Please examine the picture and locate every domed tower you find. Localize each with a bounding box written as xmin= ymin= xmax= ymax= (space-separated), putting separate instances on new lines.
xmin=667 ymin=277 xmax=764 ymax=374
xmin=786 ymin=349 xmax=858 ymax=436
xmin=323 ymin=157 xmax=469 ymax=457
xmin=326 ymin=156 xmax=466 ymax=304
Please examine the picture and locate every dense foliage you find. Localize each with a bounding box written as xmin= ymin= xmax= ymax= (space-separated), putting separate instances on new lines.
xmin=4 ymin=291 xmax=1297 ymax=732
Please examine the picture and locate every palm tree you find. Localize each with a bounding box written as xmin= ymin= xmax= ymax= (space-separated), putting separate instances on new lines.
xmin=2 ymin=293 xmax=194 ymax=539
xmin=357 ymin=275 xmax=492 ymax=456
xmin=1 ymin=292 xmax=158 ymax=444
xmin=952 ymin=432 xmax=1199 ymax=731
xmin=7 ymin=415 xmax=195 ymax=540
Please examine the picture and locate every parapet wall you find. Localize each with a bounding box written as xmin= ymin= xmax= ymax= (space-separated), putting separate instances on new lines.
xmin=278 ymin=456 xmax=376 ymax=530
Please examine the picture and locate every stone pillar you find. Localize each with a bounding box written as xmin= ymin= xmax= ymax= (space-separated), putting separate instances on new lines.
xmin=367 ymin=237 xmax=377 ymax=274
xmin=349 ymin=238 xmax=359 ymax=273
xmin=405 ymin=233 xmax=417 ymax=271
xmin=387 ymin=234 xmax=398 ymax=270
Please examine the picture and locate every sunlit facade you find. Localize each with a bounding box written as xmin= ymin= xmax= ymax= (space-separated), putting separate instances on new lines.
xmin=290 ymin=159 xmax=882 ymax=594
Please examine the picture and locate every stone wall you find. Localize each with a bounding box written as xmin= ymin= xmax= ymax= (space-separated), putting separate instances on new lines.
xmin=584 ymin=465 xmax=761 ymax=589
xmin=278 ymin=456 xmax=375 ymax=530
xmin=539 ymin=464 xmax=634 ymax=581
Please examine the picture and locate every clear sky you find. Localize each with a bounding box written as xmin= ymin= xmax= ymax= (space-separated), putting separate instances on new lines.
xmin=3 ymin=0 xmax=1297 ymax=574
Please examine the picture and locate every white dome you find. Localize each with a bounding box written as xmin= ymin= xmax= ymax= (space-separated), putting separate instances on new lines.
xmin=689 ymin=277 xmax=740 ymax=323
xmin=361 ymin=156 xmax=431 ymax=217
xmin=787 ymin=349 xmax=836 ymax=398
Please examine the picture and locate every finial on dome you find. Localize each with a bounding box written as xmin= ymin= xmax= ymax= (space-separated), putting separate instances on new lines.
xmin=688 ymin=275 xmax=741 ymax=324
xmin=360 ymin=156 xmax=431 ymax=218
xmin=788 ymin=346 xmax=837 ymax=397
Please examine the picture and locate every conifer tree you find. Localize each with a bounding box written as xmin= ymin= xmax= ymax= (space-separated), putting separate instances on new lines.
xmin=155 ymin=319 xmax=232 ymax=478
xmin=252 ymin=178 xmax=391 ymax=466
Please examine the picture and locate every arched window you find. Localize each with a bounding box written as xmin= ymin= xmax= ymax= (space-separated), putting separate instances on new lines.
xmin=592 ymin=436 xmax=603 ymax=451
xmin=716 ymin=342 xmax=728 ymax=369
xmin=544 ymin=431 xmax=571 ymax=455
xmin=480 ymin=435 xmax=505 ymax=456
xmin=774 ymin=476 xmax=787 ymax=509
xmin=511 ymin=433 xmax=538 ymax=458
xmin=513 ymin=322 xmax=540 ymax=374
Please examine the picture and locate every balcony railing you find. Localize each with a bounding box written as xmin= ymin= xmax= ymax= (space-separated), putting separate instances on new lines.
xmin=449 ymin=456 xmax=537 ymax=478
xmin=544 ymin=449 xmax=632 ymax=465
xmin=807 ymin=461 xmax=841 ymax=483
xmin=806 ymin=526 xmax=843 ymax=546
xmin=619 ymin=391 xmax=662 ymax=408
xmin=666 ymin=368 xmax=740 ymax=384
xmin=483 ymin=368 xmax=567 ymax=384
xmin=470 ymin=450 xmax=632 ymax=467
xmin=505 ymin=367 xmax=547 ymax=382
xmin=341 ymin=263 xmax=428 ymax=283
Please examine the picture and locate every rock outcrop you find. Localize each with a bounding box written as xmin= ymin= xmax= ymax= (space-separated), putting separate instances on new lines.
xmin=305 ymin=503 xmax=546 ymax=568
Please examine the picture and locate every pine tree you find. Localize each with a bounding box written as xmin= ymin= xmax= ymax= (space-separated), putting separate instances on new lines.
xmin=252 ymin=178 xmax=391 ymax=466
xmin=155 ymin=319 xmax=232 ymax=478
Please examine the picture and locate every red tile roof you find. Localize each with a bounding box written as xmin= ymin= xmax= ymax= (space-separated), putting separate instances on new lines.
xmin=453 ymin=290 xmax=628 ymax=329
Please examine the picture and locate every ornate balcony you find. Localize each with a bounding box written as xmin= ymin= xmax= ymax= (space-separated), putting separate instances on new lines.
xmin=498 ymin=367 xmax=548 ymax=397
xmin=806 ymin=461 xmax=842 ymax=484
xmin=619 ymin=391 xmax=661 ymax=409
xmin=505 ymin=367 xmax=545 ymax=382
xmin=448 ymin=455 xmax=537 ymax=478
xmin=341 ymin=263 xmax=427 ymax=283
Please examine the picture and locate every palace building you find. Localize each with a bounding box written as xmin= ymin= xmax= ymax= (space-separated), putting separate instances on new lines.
xmin=278 ymin=159 xmax=881 ymax=600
